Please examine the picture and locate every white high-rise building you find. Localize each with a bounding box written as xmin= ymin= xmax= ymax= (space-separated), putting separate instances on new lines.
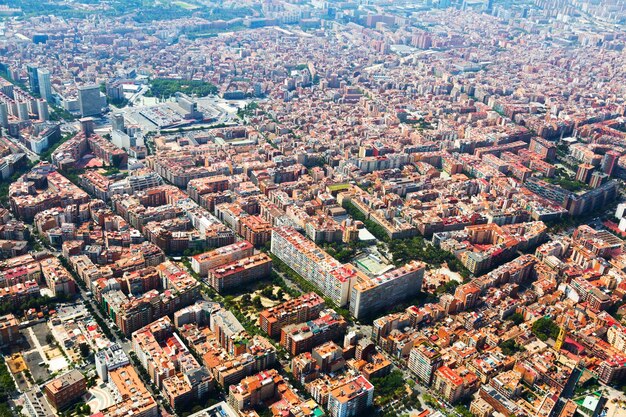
xmin=37 ymin=100 xmax=49 ymax=121
xmin=17 ymin=102 xmax=29 ymax=122
xmin=271 ymin=226 xmax=358 ymax=306
xmin=37 ymin=69 xmax=52 ymax=102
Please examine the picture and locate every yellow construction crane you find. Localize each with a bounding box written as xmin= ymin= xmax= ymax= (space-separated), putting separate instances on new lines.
xmin=554 ymin=325 xmax=566 ymax=351
xmin=554 ymin=320 xmax=567 ymax=352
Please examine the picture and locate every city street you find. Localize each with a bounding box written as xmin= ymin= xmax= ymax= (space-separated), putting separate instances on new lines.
xmin=1 ymin=133 xmax=39 ymax=162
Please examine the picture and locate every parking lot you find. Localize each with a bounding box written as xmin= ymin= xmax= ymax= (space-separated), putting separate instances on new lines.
xmin=23 ymin=350 xmax=47 ymax=384
xmin=19 ymin=322 xmax=63 ymax=384
xmin=30 ymin=323 xmax=52 ymax=347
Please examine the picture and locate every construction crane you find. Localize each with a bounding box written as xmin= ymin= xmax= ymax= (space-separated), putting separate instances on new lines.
xmin=554 ymin=325 xmax=566 ymax=351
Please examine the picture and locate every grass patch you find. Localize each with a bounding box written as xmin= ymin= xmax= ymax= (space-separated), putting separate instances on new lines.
xmin=145 ymin=78 xmax=217 ymax=99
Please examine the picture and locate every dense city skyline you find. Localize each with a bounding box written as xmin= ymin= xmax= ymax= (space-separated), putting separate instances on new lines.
xmin=0 ymin=1 xmax=626 ymax=417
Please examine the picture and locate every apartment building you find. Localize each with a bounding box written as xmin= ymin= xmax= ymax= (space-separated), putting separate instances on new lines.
xmin=259 ymin=292 xmax=325 ymax=338
xmin=103 ymin=260 xmax=201 ymax=336
xmin=186 ymin=176 xmax=230 ymax=202
xmin=198 ymin=332 xmax=277 ymax=387
xmin=326 ymin=375 xmax=374 ymax=417
xmin=433 ymin=366 xmax=478 ymax=404
xmin=96 ymin=365 xmax=158 ymax=417
xmin=226 ymin=368 xmax=321 ymax=415
xmin=207 ymin=253 xmax=272 ymax=293
xmin=40 ymin=257 xmax=76 ymax=297
xmin=209 ymin=309 xmax=251 ymax=356
xmin=239 ymin=215 xmax=272 ymax=247
xmin=191 ymin=240 xmax=254 ymax=276
xmin=271 ymin=227 xmax=357 ymax=306
xmin=44 ymin=370 xmax=87 ymax=411
xmin=280 ymin=309 xmax=347 ymax=355
xmin=408 ymin=342 xmax=442 ymax=386
xmin=349 ymin=260 xmax=425 ymax=319
xmin=131 ymin=317 xmax=214 ymax=408
xmin=95 ymin=344 xmax=130 ymax=382
xmin=291 ymin=352 xmax=321 ymax=384
xmin=10 ymin=168 xmax=90 ymax=221
xmin=173 ymin=300 xmax=221 ymax=328
xmin=311 ymin=341 xmax=345 ymax=374
xmin=227 ymin=370 xmax=282 ymax=411
xmin=0 ymin=313 xmax=19 ymax=346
